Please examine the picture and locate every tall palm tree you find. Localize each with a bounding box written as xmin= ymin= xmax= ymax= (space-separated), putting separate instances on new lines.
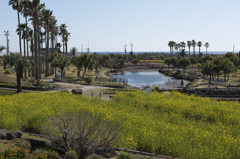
xmin=16 ymin=23 xmax=28 ymax=78
xmin=0 ymin=46 xmax=6 ymax=54
xmin=25 ymin=0 xmax=45 ymax=79
xmin=42 ymin=9 xmax=53 ymax=77
xmin=180 ymin=41 xmax=186 ymax=50
xmin=65 ymin=31 xmax=70 ymax=54
xmin=59 ymin=24 xmax=67 ymax=55
xmin=9 ymin=0 xmax=22 ymax=56
xmin=168 ymin=41 xmax=175 ymax=58
xmin=192 ymin=40 xmax=196 ymax=56
xmin=204 ymin=42 xmax=210 ymax=55
xmin=81 ymin=53 xmax=94 ymax=78
xmin=197 ymin=41 xmax=202 ymax=55
xmin=187 ymin=41 xmax=192 ymax=58
xmin=28 ymin=28 xmax=34 ymax=76
xmin=49 ymin=17 xmax=58 ymax=75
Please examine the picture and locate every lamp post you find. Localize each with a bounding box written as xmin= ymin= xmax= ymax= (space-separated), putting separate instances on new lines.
xmin=130 ymin=43 xmax=133 ymax=53
xmin=4 ymin=30 xmax=10 ymax=55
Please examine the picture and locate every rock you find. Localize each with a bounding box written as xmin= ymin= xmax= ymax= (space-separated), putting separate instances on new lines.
xmin=6 ymin=133 xmax=14 ymax=140
xmin=14 ymin=131 xmax=22 ymax=138
xmin=0 ymin=134 xmax=6 ymax=140
xmin=95 ymin=147 xmax=117 ymax=158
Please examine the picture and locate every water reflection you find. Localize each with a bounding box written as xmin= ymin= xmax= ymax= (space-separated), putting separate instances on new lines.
xmin=110 ymin=71 xmax=189 ymax=89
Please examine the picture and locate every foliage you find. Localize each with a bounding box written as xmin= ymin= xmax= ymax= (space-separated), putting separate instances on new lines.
xmin=131 ymin=59 xmax=138 ymax=64
xmin=85 ymin=77 xmax=92 ymax=84
xmin=0 ymin=147 xmax=48 ymax=159
xmin=139 ymin=60 xmax=164 ymax=63
xmin=151 ymin=86 xmax=160 ymax=92
xmin=65 ymin=150 xmax=78 ymax=159
xmin=117 ymin=151 xmax=133 ymax=159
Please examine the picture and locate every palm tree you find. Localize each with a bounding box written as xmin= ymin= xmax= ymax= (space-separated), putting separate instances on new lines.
xmin=25 ymin=0 xmax=45 ymax=79
xmin=180 ymin=41 xmax=186 ymax=50
xmin=72 ymin=56 xmax=83 ymax=77
xmin=57 ymin=55 xmax=71 ymax=81
xmin=65 ymin=31 xmax=70 ymax=54
xmin=47 ymin=52 xmax=59 ymax=76
xmin=168 ymin=41 xmax=175 ymax=58
xmin=9 ymin=0 xmax=22 ymax=56
xmin=16 ymin=23 xmax=28 ymax=78
xmin=197 ymin=41 xmax=202 ymax=55
xmin=49 ymin=17 xmax=58 ymax=75
xmin=179 ymin=58 xmax=191 ymax=73
xmin=59 ymin=24 xmax=67 ymax=55
xmin=178 ymin=49 xmax=187 ymax=57
xmin=42 ymin=9 xmax=53 ymax=77
xmin=81 ymin=53 xmax=94 ymax=78
xmin=15 ymin=58 xmax=34 ymax=93
xmin=70 ymin=47 xmax=77 ymax=55
xmin=55 ymin=43 xmax=62 ymax=53
xmin=204 ymin=42 xmax=210 ymax=55
xmin=192 ymin=40 xmax=196 ymax=56
xmin=187 ymin=41 xmax=192 ymax=58
xmin=28 ymin=28 xmax=34 ymax=76
xmin=21 ymin=0 xmax=31 ymax=76
xmin=0 ymin=46 xmax=6 ymax=54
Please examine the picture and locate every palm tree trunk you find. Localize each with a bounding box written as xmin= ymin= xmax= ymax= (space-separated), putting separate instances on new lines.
xmin=199 ymin=47 xmax=200 ymax=55
xmin=17 ymin=74 xmax=22 ymax=93
xmin=189 ymin=47 xmax=190 ymax=58
xmin=66 ymin=40 xmax=68 ymax=55
xmin=17 ymin=10 xmax=22 ymax=57
xmin=34 ymin=19 xmax=38 ymax=79
xmin=42 ymin=43 xmax=44 ymax=73
xmin=82 ymin=67 xmax=87 ymax=78
xmin=38 ymin=25 xmax=42 ymax=79
xmin=31 ymin=37 xmax=34 ymax=77
xmin=45 ymin=23 xmax=49 ymax=77
xmin=24 ymin=36 xmax=26 ymax=78
xmin=63 ymin=35 xmax=65 ymax=55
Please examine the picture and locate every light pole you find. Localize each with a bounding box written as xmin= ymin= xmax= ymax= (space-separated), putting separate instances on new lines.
xmin=4 ymin=30 xmax=10 ymax=55
xmin=130 ymin=43 xmax=133 ymax=53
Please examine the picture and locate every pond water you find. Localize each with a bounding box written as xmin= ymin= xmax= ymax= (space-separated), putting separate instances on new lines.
xmin=110 ymin=71 xmax=189 ymax=89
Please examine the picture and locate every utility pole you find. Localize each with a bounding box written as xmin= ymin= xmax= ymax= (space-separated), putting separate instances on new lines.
xmin=124 ymin=45 xmax=127 ymax=60
xmin=4 ymin=30 xmax=10 ymax=55
xmin=130 ymin=43 xmax=133 ymax=52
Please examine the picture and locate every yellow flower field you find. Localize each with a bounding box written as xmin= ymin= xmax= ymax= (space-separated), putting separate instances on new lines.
xmin=1 ymin=91 xmax=240 ymax=159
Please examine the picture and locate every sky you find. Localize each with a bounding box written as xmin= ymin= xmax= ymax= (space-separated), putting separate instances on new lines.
xmin=0 ymin=0 xmax=240 ymax=54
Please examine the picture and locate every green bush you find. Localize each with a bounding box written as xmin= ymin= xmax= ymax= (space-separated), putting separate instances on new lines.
xmin=85 ymin=77 xmax=92 ymax=84
xmin=65 ymin=150 xmax=78 ymax=159
xmin=117 ymin=151 xmax=133 ymax=159
xmin=86 ymin=154 xmax=104 ymax=159
xmin=175 ymin=74 xmax=183 ymax=79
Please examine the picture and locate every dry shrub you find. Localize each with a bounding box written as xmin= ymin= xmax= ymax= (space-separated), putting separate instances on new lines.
xmin=42 ymin=110 xmax=122 ymax=159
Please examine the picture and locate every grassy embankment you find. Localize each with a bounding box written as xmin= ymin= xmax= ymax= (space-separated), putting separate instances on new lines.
xmin=1 ymin=91 xmax=240 ymax=158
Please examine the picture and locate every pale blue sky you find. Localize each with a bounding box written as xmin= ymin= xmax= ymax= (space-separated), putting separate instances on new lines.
xmin=0 ymin=0 xmax=240 ymax=54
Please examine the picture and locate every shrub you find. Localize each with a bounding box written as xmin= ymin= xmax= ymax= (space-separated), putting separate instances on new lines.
xmin=151 ymin=86 xmax=160 ymax=92
xmin=117 ymin=151 xmax=133 ymax=159
xmin=86 ymin=154 xmax=104 ymax=159
xmin=175 ymin=74 xmax=183 ymax=79
xmin=65 ymin=150 xmax=78 ymax=159
xmin=131 ymin=59 xmax=138 ymax=64
xmin=85 ymin=77 xmax=92 ymax=84
xmin=4 ymin=70 xmax=11 ymax=74
xmin=32 ymin=148 xmax=60 ymax=159
xmin=42 ymin=110 xmax=122 ymax=159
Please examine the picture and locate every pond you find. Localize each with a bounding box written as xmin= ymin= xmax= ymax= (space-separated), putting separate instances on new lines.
xmin=110 ymin=71 xmax=189 ymax=89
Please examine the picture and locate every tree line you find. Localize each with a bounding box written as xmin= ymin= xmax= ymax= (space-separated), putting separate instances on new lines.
xmin=8 ymin=0 xmax=70 ymax=80
xmin=168 ymin=40 xmax=210 ymax=58
xmin=164 ymin=52 xmax=240 ymax=82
